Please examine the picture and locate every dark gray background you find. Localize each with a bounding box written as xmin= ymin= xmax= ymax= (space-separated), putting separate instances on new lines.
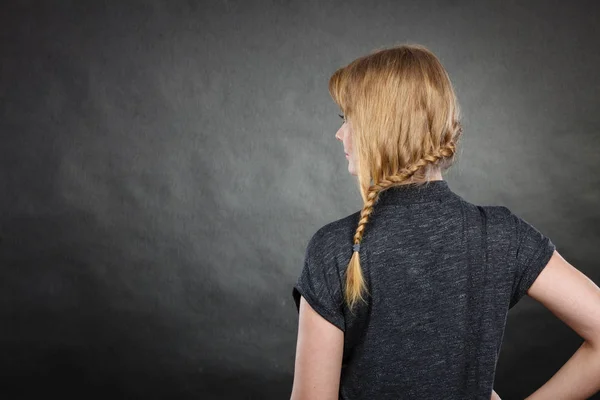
xmin=1 ymin=0 xmax=599 ymax=399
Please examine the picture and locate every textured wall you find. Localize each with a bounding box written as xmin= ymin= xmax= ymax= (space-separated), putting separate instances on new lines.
xmin=1 ymin=0 xmax=599 ymax=398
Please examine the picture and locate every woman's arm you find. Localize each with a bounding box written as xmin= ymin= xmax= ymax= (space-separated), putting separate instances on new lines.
xmin=522 ymin=251 xmax=600 ymax=399
xmin=290 ymin=296 xmax=344 ymax=400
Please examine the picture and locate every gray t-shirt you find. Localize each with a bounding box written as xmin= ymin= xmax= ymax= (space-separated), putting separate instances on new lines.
xmin=292 ymin=180 xmax=556 ymax=399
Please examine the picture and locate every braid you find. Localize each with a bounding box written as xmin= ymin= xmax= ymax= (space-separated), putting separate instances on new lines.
xmin=344 ymin=141 xmax=457 ymax=313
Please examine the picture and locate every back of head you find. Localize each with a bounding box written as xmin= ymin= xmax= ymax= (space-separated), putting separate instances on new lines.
xmin=328 ymin=44 xmax=463 ymax=312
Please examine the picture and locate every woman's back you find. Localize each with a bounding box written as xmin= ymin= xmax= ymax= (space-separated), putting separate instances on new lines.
xmin=292 ymin=180 xmax=555 ymax=398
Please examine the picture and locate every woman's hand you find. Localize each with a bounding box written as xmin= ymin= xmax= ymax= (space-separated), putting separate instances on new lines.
xmin=491 ymin=389 xmax=502 ymax=400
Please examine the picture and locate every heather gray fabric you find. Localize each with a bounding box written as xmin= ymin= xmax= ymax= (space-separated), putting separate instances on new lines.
xmin=292 ymin=180 xmax=556 ymax=399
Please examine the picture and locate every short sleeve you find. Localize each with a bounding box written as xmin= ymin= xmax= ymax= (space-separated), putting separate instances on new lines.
xmin=501 ymin=207 xmax=556 ymax=309
xmin=292 ymin=229 xmax=346 ymax=332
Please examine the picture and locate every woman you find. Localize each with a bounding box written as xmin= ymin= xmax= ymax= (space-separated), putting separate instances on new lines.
xmin=290 ymin=44 xmax=600 ymax=399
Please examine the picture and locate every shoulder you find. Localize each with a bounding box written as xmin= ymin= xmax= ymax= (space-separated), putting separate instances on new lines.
xmin=308 ymin=211 xmax=360 ymax=247
xmin=305 ymin=211 xmax=361 ymax=262
xmin=456 ymin=201 xmax=520 ymax=243
xmin=460 ymin=200 xmax=514 ymax=225
xmin=480 ymin=204 xmax=515 ymax=227
xmin=477 ymin=204 xmax=539 ymax=236
xmin=464 ymin=204 xmax=553 ymax=256
xmin=294 ymin=212 xmax=360 ymax=314
xmin=484 ymin=204 xmax=514 ymax=220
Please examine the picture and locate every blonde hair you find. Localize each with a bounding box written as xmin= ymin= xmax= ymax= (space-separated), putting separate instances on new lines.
xmin=328 ymin=43 xmax=463 ymax=313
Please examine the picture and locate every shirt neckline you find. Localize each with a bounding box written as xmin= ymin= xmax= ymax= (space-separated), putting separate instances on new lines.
xmin=373 ymin=180 xmax=453 ymax=206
